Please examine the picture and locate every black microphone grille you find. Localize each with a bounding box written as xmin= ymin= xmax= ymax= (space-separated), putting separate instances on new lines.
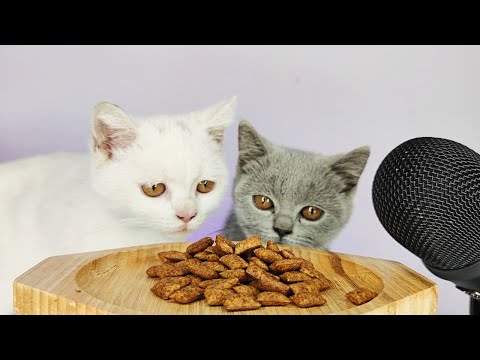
xmin=372 ymin=137 xmax=480 ymax=271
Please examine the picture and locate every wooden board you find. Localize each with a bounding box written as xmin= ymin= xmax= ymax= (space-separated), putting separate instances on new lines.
xmin=13 ymin=242 xmax=438 ymax=315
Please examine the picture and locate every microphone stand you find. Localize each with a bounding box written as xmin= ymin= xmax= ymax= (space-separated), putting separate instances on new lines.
xmin=470 ymin=297 xmax=480 ymax=315
xmin=457 ymin=287 xmax=480 ymax=315
xmin=427 ymin=264 xmax=480 ymax=315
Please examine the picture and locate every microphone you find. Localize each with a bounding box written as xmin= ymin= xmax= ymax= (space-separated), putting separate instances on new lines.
xmin=372 ymin=137 xmax=480 ymax=315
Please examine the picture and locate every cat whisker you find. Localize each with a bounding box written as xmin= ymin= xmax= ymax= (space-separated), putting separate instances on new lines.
xmin=119 ymin=218 xmax=149 ymax=226
xmin=285 ymin=237 xmax=325 ymax=250
xmin=119 ymin=217 xmax=174 ymax=230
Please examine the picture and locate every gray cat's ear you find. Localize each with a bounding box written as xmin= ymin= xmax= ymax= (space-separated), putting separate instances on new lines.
xmin=330 ymin=146 xmax=370 ymax=193
xmin=238 ymin=120 xmax=271 ymax=172
xmin=201 ymin=96 xmax=237 ymax=144
xmin=92 ymin=102 xmax=136 ymax=159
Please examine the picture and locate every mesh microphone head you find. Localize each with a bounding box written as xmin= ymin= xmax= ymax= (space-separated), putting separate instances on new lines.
xmin=372 ymin=137 xmax=480 ymax=271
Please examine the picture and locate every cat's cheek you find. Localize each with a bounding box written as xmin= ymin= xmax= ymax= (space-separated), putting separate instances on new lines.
xmin=162 ymin=189 xmax=172 ymax=201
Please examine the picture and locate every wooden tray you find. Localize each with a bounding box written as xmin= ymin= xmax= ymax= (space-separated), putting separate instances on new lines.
xmin=13 ymin=243 xmax=437 ymax=315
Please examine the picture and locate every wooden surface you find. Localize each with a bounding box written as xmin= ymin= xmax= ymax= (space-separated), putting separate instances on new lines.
xmin=14 ymin=242 xmax=438 ymax=315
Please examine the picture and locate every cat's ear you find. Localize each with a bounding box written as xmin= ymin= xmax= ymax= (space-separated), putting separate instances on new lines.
xmin=330 ymin=146 xmax=370 ymax=193
xmin=92 ymin=102 xmax=136 ymax=159
xmin=237 ymin=120 xmax=271 ymax=172
xmin=201 ymin=96 xmax=237 ymax=143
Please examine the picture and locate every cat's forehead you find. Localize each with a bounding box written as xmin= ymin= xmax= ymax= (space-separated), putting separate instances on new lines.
xmin=264 ymin=150 xmax=329 ymax=181
xmin=125 ymin=118 xmax=219 ymax=181
xmin=245 ymin=150 xmax=339 ymax=204
xmin=137 ymin=119 xmax=202 ymax=147
xmin=136 ymin=115 xmax=197 ymax=133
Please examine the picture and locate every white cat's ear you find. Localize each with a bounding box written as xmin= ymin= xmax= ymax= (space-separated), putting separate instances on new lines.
xmin=201 ymin=96 xmax=237 ymax=143
xmin=237 ymin=120 xmax=271 ymax=172
xmin=330 ymin=146 xmax=370 ymax=193
xmin=92 ymin=102 xmax=136 ymax=159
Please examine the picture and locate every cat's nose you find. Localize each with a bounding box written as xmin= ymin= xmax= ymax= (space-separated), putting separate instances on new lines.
xmin=273 ymin=226 xmax=292 ymax=237
xmin=176 ymin=212 xmax=197 ymax=223
xmin=273 ymin=215 xmax=293 ymax=237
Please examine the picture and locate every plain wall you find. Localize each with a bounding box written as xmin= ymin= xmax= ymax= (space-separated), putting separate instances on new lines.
xmin=1 ymin=45 xmax=479 ymax=315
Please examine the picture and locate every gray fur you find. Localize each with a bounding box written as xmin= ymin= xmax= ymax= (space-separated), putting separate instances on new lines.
xmin=224 ymin=120 xmax=370 ymax=250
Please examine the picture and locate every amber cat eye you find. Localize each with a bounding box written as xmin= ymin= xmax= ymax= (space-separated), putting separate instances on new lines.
xmin=301 ymin=206 xmax=324 ymax=221
xmin=197 ymin=180 xmax=215 ymax=193
xmin=141 ymin=183 xmax=166 ymax=197
xmin=253 ymin=195 xmax=274 ymax=210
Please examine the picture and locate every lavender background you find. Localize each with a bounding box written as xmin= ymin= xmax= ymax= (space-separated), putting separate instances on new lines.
xmin=1 ymin=45 xmax=480 ymax=314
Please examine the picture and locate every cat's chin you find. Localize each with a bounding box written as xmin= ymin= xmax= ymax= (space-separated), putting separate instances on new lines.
xmin=164 ymin=229 xmax=195 ymax=241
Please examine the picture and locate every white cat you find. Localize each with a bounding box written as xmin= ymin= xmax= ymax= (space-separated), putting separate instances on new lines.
xmin=0 ymin=97 xmax=236 ymax=314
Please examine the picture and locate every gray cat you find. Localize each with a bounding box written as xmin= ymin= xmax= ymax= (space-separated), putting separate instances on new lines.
xmin=224 ymin=120 xmax=370 ymax=250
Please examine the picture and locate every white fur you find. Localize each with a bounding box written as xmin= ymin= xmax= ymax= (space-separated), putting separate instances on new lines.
xmin=0 ymin=97 xmax=236 ymax=314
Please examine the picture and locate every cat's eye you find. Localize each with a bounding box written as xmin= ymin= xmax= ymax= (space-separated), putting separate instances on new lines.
xmin=301 ymin=206 xmax=324 ymax=221
xmin=141 ymin=183 xmax=166 ymax=197
xmin=253 ymin=195 xmax=274 ymax=210
xmin=197 ymin=180 xmax=215 ymax=193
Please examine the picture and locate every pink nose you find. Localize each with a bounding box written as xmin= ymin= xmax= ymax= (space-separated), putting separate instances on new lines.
xmin=176 ymin=212 xmax=197 ymax=223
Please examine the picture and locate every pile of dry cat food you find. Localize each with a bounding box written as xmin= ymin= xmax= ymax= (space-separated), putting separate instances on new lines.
xmin=146 ymin=235 xmax=377 ymax=311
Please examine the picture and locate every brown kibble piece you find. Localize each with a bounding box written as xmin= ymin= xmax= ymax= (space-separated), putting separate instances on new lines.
xmin=289 ymin=281 xmax=318 ymax=295
xmin=269 ymin=259 xmax=304 ymax=274
xmin=219 ymin=269 xmax=249 ymax=282
xmin=223 ymin=295 xmax=262 ymax=311
xmin=235 ymin=235 xmax=263 ymax=255
xmin=200 ymin=278 xmax=240 ymax=289
xmin=151 ymin=283 xmax=178 ymax=300
xmin=309 ymin=277 xmax=333 ymax=291
xmin=174 ymin=258 xmax=201 ymax=269
xmin=202 ymin=261 xmax=229 ymax=272
xmin=151 ymin=277 xmax=191 ymax=299
xmin=246 ymin=264 xmax=280 ymax=281
xmin=257 ymin=292 xmax=292 ymax=306
xmin=245 ymin=264 xmax=265 ymax=280
xmin=219 ymin=254 xmax=249 ymax=270
xmin=240 ymin=249 xmax=257 ymax=261
xmin=249 ymin=280 xmax=263 ymax=290
xmin=248 ymin=257 xmax=269 ymax=271
xmin=154 ymin=276 xmax=191 ymax=287
xmin=346 ymin=288 xmax=378 ymax=305
xmin=258 ymin=275 xmax=291 ymax=296
xmin=299 ymin=262 xmax=327 ymax=279
xmin=291 ymin=292 xmax=326 ymax=308
xmin=187 ymin=263 xmax=219 ymax=280
xmin=156 ymin=256 xmax=174 ymax=264
xmin=157 ymin=250 xmax=190 ymax=262
xmin=169 ymin=285 xmax=204 ymax=304
xmin=185 ymin=274 xmax=203 ymax=287
xmin=264 ymin=272 xmax=281 ymax=282
xmin=233 ymin=285 xmax=260 ymax=297
xmin=254 ymin=248 xmax=284 ymax=264
xmin=279 ymin=271 xmax=312 ymax=283
xmin=289 ymin=279 xmax=331 ymax=294
xmin=186 ymin=237 xmax=214 ymax=255
xmin=211 ymin=278 xmax=240 ymax=289
xmin=217 ymin=234 xmax=236 ymax=248
xmin=198 ymin=279 xmax=224 ymax=289
xmin=204 ymin=288 xmax=236 ymax=306
xmin=205 ymin=246 xmax=216 ymax=253
xmin=280 ymin=249 xmax=297 ymax=259
xmin=212 ymin=245 xmax=225 ymax=256
xmin=215 ymin=234 xmax=235 ymax=255
xmin=146 ymin=265 xmax=163 ymax=278
xmin=266 ymin=240 xmax=280 ymax=253
xmin=300 ymin=259 xmax=315 ymax=269
xmin=156 ymin=263 xmax=190 ymax=279
xmin=194 ymin=251 xmax=220 ymax=261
